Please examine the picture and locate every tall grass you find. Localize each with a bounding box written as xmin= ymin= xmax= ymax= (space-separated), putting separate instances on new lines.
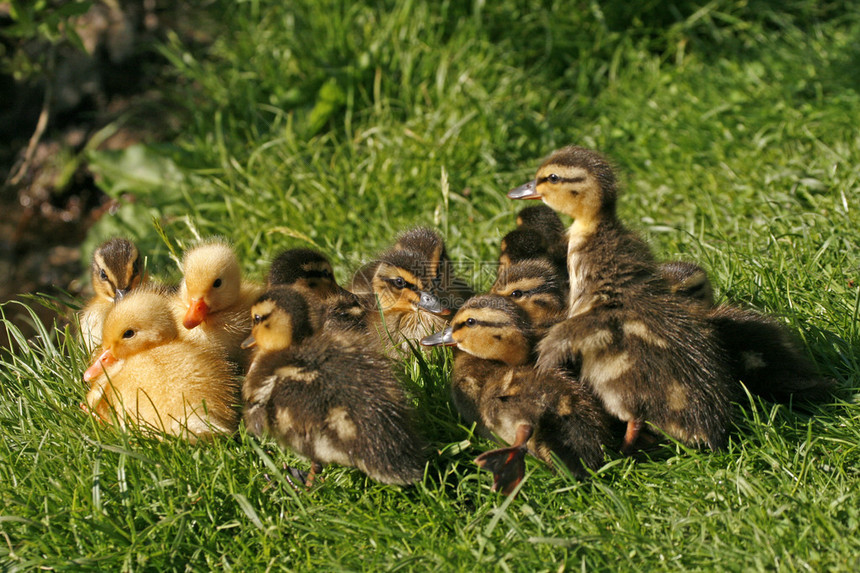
xmin=3 ymin=0 xmax=860 ymax=570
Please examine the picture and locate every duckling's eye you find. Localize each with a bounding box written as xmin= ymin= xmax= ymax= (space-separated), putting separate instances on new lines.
xmin=213 ymin=278 xmax=223 ymax=288
xmin=510 ymin=289 xmax=524 ymax=299
xmin=253 ymin=314 xmax=262 ymax=325
xmin=465 ymin=318 xmax=477 ymax=327
xmin=548 ymin=173 xmax=560 ymax=184
xmin=99 ymin=269 xmax=108 ymax=281
xmin=122 ymin=329 xmax=135 ymax=339
xmin=393 ymin=277 xmax=406 ymax=289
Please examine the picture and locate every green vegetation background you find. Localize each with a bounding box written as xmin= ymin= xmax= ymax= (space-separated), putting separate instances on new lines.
xmin=3 ymin=0 xmax=860 ymax=570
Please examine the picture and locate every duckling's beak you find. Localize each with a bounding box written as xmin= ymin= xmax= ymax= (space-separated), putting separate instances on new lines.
xmin=507 ymin=180 xmax=540 ymax=200
xmin=420 ymin=326 xmax=456 ymax=347
xmin=240 ymin=333 xmax=256 ymax=349
xmin=183 ymin=298 xmax=210 ymax=329
xmin=417 ymin=290 xmax=451 ymax=316
xmin=83 ymin=349 xmax=118 ymax=382
xmin=113 ymin=288 xmax=129 ymax=302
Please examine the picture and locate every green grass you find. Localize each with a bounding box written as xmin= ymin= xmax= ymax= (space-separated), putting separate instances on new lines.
xmin=4 ymin=0 xmax=860 ymax=570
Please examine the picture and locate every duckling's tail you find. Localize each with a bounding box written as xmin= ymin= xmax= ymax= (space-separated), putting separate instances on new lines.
xmin=474 ymin=424 xmax=533 ymax=495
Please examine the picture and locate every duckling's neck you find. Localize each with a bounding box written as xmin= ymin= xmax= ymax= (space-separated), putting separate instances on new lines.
xmin=566 ymin=216 xmax=613 ymax=317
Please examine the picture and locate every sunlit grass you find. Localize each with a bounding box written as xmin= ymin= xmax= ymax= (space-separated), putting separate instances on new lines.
xmin=3 ymin=0 xmax=860 ymax=570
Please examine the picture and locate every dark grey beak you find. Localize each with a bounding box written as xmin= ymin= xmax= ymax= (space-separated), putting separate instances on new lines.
xmin=114 ymin=288 xmax=130 ymax=302
xmin=240 ymin=333 xmax=256 ymax=349
xmin=420 ymin=326 xmax=456 ymax=347
xmin=417 ymin=291 xmax=451 ymax=316
xmin=507 ymin=180 xmax=540 ymax=200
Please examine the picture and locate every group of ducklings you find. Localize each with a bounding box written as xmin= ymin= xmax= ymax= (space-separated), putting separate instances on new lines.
xmin=78 ymin=145 xmax=832 ymax=494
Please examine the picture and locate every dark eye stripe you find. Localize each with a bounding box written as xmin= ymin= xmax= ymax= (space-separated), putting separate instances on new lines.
xmin=452 ymin=319 xmax=507 ymax=333
xmin=538 ymin=175 xmax=585 ymax=185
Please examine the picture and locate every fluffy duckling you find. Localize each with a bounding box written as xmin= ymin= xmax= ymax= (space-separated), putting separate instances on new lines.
xmin=174 ymin=240 xmax=265 ymax=364
xmin=80 ymin=238 xmax=144 ymax=349
xmin=509 ymin=146 xmax=734 ymax=452
xmin=659 ymin=261 xmax=832 ymax=402
xmin=491 ymin=259 xmax=567 ymax=337
xmin=498 ymin=228 xmax=549 ymax=270
xmin=515 ymin=204 xmax=568 ymax=272
xmin=659 ymin=260 xmax=715 ymax=307
xmin=350 ymin=247 xmax=452 ymax=354
xmin=83 ymin=289 xmax=239 ymax=439
xmin=269 ymin=248 xmax=368 ymax=333
xmin=241 ymin=287 xmax=426 ymax=486
xmin=391 ymin=227 xmax=474 ymax=311
xmin=421 ymin=295 xmax=609 ymax=494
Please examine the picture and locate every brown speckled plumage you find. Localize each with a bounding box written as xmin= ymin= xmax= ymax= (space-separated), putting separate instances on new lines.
xmin=242 ymin=287 xmax=426 ymax=485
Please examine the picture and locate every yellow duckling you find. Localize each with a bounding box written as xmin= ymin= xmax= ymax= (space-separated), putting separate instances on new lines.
xmin=79 ymin=238 xmax=144 ymax=349
xmin=421 ymin=295 xmax=610 ymax=494
xmin=174 ymin=240 xmax=265 ymax=364
xmin=83 ymin=289 xmax=239 ymax=439
xmin=241 ymin=287 xmax=426 ymax=486
xmin=509 ymin=146 xmax=734 ymax=453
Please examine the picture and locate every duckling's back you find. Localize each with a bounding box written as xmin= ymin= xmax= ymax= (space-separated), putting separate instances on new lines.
xmin=248 ymin=332 xmax=426 ymax=485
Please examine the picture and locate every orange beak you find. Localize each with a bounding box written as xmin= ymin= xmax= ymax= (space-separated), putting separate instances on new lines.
xmin=183 ymin=298 xmax=210 ymax=329
xmin=83 ymin=349 xmax=118 ymax=382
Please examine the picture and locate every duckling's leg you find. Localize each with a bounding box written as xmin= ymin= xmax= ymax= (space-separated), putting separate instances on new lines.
xmin=621 ymin=419 xmax=644 ymax=455
xmin=305 ymin=461 xmax=324 ymax=490
xmin=474 ymin=424 xmax=534 ymax=495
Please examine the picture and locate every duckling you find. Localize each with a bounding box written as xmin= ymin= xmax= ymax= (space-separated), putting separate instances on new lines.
xmin=83 ymin=289 xmax=239 ymax=439
xmin=241 ymin=286 xmax=426 ymax=486
xmin=498 ymin=228 xmax=549 ymax=270
xmin=658 ymin=260 xmax=833 ymax=402
xmin=514 ymin=204 xmax=568 ymax=273
xmin=268 ymin=247 xmax=368 ymax=333
xmin=79 ymin=238 xmax=144 ymax=349
xmin=390 ymin=226 xmax=474 ymax=312
xmin=509 ymin=146 xmax=734 ymax=452
xmin=659 ymin=260 xmax=715 ymax=307
xmin=421 ymin=295 xmax=609 ymax=494
xmin=350 ymin=247 xmax=452 ymax=354
xmin=491 ymin=259 xmax=567 ymax=337
xmin=174 ymin=240 xmax=265 ymax=365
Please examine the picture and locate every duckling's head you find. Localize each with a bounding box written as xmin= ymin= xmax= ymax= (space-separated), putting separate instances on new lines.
xmin=83 ymin=290 xmax=177 ymax=381
xmin=371 ymin=249 xmax=450 ymax=316
xmin=268 ymin=248 xmax=340 ymax=298
xmin=242 ymin=287 xmax=315 ymax=353
xmin=180 ymin=241 xmax=242 ymax=329
xmin=491 ymin=260 xmax=566 ymax=325
xmin=660 ymin=261 xmax=715 ymax=307
xmin=499 ymin=228 xmax=548 ymax=268
xmin=515 ymin=204 xmax=565 ymax=239
xmin=394 ymin=227 xmax=448 ymax=273
xmin=90 ymin=238 xmax=142 ymax=302
xmin=420 ymin=295 xmax=532 ymax=366
xmin=508 ymin=146 xmax=617 ymax=227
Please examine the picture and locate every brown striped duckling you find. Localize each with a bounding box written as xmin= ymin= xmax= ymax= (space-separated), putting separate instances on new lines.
xmin=491 ymin=259 xmax=567 ymax=337
xmin=391 ymin=226 xmax=474 ymax=311
xmin=80 ymin=238 xmax=144 ymax=349
xmin=268 ymin=247 xmax=368 ymax=333
xmin=514 ymin=204 xmax=568 ymax=273
xmin=351 ymin=246 xmax=453 ymax=354
xmin=660 ymin=261 xmax=833 ymax=402
xmin=174 ymin=240 xmax=265 ymax=364
xmin=421 ymin=295 xmax=610 ymax=494
xmin=83 ymin=289 xmax=239 ymax=439
xmin=509 ymin=146 xmax=734 ymax=453
xmin=498 ymin=228 xmax=550 ymax=270
xmin=241 ymin=287 xmax=426 ymax=486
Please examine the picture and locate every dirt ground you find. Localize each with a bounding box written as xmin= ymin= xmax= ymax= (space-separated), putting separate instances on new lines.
xmin=0 ymin=1 xmax=197 ymax=347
